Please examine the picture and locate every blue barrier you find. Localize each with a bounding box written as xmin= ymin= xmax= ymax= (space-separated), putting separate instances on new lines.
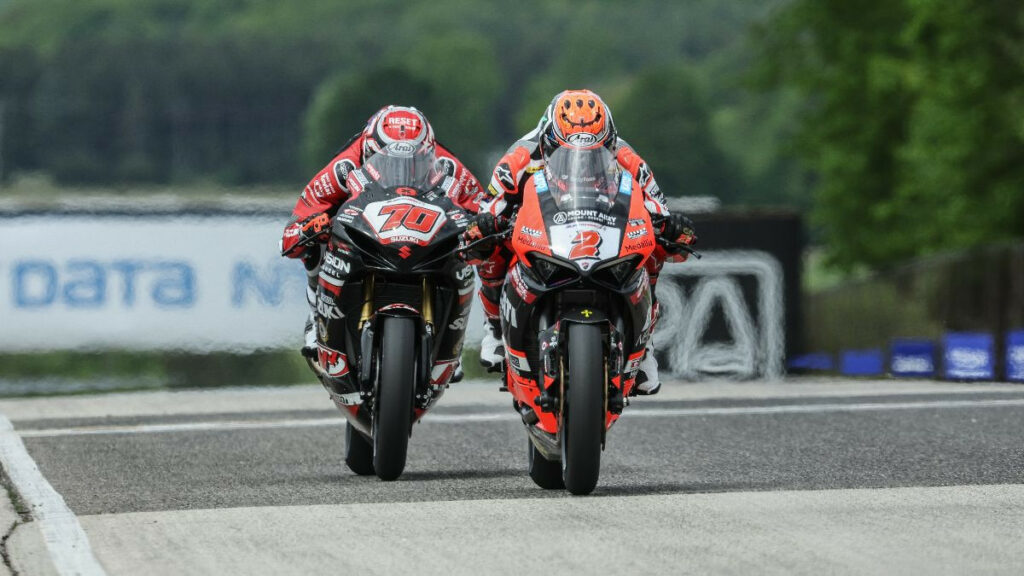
xmin=840 ymin=349 xmax=884 ymax=376
xmin=943 ymin=332 xmax=994 ymax=381
xmin=1007 ymin=330 xmax=1024 ymax=383
xmin=889 ymin=339 xmax=936 ymax=378
xmin=787 ymin=353 xmax=834 ymax=372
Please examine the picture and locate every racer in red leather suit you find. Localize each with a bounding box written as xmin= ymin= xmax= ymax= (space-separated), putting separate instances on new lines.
xmin=281 ymin=106 xmax=484 ymax=379
xmin=472 ymin=90 xmax=697 ymax=394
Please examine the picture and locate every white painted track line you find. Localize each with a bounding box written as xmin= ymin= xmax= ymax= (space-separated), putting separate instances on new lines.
xmin=15 ymin=396 xmax=1024 ymax=438
xmin=0 ymin=412 xmax=107 ymax=576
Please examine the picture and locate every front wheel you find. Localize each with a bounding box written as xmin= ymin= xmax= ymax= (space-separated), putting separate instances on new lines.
xmin=372 ymin=316 xmax=417 ymax=481
xmin=561 ymin=323 xmax=605 ymax=495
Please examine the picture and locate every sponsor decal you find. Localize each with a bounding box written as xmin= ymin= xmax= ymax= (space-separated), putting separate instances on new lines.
xmin=362 ymin=197 xmax=447 ymax=246
xmin=495 ymin=163 xmax=515 ymax=191
xmin=566 ymin=132 xmax=598 ymax=146
xmin=435 ymin=157 xmax=457 ymax=177
xmin=500 ymin=291 xmax=518 ymax=328
xmin=550 ymin=209 xmax=617 ymax=226
xmin=533 ymin=171 xmax=549 ymax=194
xmin=316 ymin=293 xmax=343 ymax=320
xmin=322 ymin=252 xmax=351 ymax=276
xmin=317 ymin=345 xmax=349 ymax=377
xmin=627 ymin=228 xmax=648 ymax=239
xmin=628 ymin=218 xmax=647 ymax=227
xmin=636 ymin=162 xmax=652 ymax=189
xmin=448 ymin=316 xmax=467 ymax=331
xmin=395 ymin=186 xmax=417 ymax=196
xmin=520 ymin=226 xmax=542 ymax=238
xmin=364 ymin=163 xmax=381 ymax=181
xmin=619 ymin=172 xmax=633 ymax=196
xmin=455 ymin=265 xmax=474 ymax=281
xmin=507 ymin=349 xmax=531 ymax=373
xmin=508 ymin=264 xmax=535 ymax=304
xmin=333 ymin=159 xmax=357 ymax=186
xmin=283 ymin=225 xmax=300 ymax=238
xmin=385 ymin=141 xmax=416 ymax=156
xmin=343 ymin=208 xmax=360 ymax=216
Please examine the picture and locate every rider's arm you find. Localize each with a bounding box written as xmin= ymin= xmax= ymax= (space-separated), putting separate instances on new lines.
xmin=281 ymin=135 xmax=365 ymax=258
xmin=434 ymin=144 xmax=485 ymax=215
xmin=615 ymin=141 xmax=696 ymax=262
xmin=482 ymin=142 xmax=535 ymax=218
xmin=615 ymin=141 xmax=669 ymax=218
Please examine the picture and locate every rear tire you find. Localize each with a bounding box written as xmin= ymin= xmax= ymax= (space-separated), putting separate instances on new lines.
xmin=373 ymin=316 xmax=416 ymax=481
xmin=344 ymin=422 xmax=375 ymax=476
xmin=527 ymin=440 xmax=564 ymax=489
xmin=562 ymin=323 xmax=605 ymax=495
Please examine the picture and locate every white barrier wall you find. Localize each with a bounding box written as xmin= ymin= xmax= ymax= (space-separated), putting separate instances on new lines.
xmin=0 ymin=214 xmax=308 ymax=352
xmin=1 ymin=214 xmax=786 ymax=379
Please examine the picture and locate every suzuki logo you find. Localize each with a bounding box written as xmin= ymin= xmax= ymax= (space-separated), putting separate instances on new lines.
xmin=398 ymin=246 xmax=413 ymax=259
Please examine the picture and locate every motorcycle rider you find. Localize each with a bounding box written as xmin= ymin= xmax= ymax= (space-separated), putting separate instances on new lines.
xmin=466 ymin=90 xmax=697 ymax=395
xmin=281 ymin=105 xmax=484 ymax=381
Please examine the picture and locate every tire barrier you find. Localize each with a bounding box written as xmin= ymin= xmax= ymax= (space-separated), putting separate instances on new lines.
xmin=838 ymin=349 xmax=884 ymax=376
xmin=943 ymin=333 xmax=995 ymax=381
xmin=889 ymin=340 xmax=937 ymax=378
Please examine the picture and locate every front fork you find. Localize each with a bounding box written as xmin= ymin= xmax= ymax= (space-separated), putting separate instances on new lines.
xmin=357 ymin=275 xmax=436 ymax=403
xmin=536 ymin=311 xmax=626 ymax=418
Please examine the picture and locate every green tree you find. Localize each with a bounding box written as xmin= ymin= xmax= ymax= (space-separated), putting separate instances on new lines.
xmin=757 ymin=0 xmax=1024 ymax=269
xmin=613 ymin=66 xmax=741 ymax=200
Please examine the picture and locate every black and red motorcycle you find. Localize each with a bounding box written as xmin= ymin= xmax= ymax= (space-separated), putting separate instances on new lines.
xmin=493 ymin=146 xmax=696 ymax=495
xmin=297 ymin=143 xmax=475 ymax=481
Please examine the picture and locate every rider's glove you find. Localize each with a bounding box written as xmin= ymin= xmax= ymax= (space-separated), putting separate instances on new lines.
xmin=460 ymin=213 xmax=508 ymax=260
xmin=659 ymin=213 xmax=698 ymax=253
xmin=281 ymin=212 xmax=332 ymax=257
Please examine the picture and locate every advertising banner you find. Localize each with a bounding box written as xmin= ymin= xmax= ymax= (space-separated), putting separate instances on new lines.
xmin=0 ymin=214 xmax=308 ymax=352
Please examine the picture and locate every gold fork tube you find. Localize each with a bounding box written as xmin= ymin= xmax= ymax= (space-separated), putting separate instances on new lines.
xmin=422 ymin=277 xmax=434 ymax=327
xmin=359 ymin=274 xmax=375 ymax=327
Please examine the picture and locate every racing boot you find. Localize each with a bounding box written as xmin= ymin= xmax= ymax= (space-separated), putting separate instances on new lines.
xmin=479 ymin=319 xmax=505 ymax=372
xmin=633 ymin=343 xmax=661 ymax=396
xmin=451 ymin=362 xmax=464 ymax=383
xmin=300 ymin=313 xmax=317 ymax=359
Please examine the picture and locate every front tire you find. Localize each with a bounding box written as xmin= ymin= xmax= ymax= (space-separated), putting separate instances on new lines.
xmin=561 ymin=323 xmax=605 ymax=495
xmin=528 ymin=440 xmax=564 ymax=489
xmin=345 ymin=422 xmax=375 ymax=476
xmin=373 ymin=316 xmax=417 ymax=481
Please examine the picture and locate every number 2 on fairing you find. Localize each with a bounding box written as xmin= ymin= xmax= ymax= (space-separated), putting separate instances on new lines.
xmin=569 ymin=230 xmax=602 ymax=259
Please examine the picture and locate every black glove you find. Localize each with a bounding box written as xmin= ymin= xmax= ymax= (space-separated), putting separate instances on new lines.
xmin=281 ymin=212 xmax=332 ymax=257
xmin=460 ymin=213 xmax=508 ymax=259
xmin=660 ymin=213 xmax=698 ymax=251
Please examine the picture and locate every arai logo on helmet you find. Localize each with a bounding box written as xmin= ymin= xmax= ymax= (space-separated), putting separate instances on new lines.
xmin=565 ymin=132 xmax=599 ymax=146
xmin=386 ymin=141 xmax=416 ymax=156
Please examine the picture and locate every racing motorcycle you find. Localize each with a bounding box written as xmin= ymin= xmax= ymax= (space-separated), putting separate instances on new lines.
xmin=296 ymin=143 xmax=474 ymax=481
xmin=493 ymin=145 xmax=696 ymax=495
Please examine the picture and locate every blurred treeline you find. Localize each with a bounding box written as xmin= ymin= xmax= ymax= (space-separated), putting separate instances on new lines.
xmin=756 ymin=0 xmax=1024 ymax=269
xmin=0 ymin=0 xmax=800 ymax=205
xmin=0 ymin=0 xmax=1021 ymax=272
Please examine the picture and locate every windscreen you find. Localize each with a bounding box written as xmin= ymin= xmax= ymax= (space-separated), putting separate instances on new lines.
xmin=544 ymin=146 xmax=621 ymax=214
xmin=362 ymin=142 xmax=437 ymax=190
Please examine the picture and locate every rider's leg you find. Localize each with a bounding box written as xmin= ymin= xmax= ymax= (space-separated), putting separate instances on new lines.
xmin=301 ymin=246 xmax=323 ymax=358
xmin=475 ymin=246 xmax=510 ymax=369
xmin=434 ymin=262 xmax=476 ymax=385
xmin=635 ymin=257 xmax=663 ymax=395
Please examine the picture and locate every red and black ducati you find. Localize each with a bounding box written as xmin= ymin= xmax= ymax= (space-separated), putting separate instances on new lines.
xmin=499 ymin=146 xmax=661 ymax=495
xmin=304 ymin=144 xmax=474 ymax=481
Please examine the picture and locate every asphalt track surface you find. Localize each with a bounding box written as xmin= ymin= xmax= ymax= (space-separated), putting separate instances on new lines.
xmin=2 ymin=378 xmax=1023 ymax=575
